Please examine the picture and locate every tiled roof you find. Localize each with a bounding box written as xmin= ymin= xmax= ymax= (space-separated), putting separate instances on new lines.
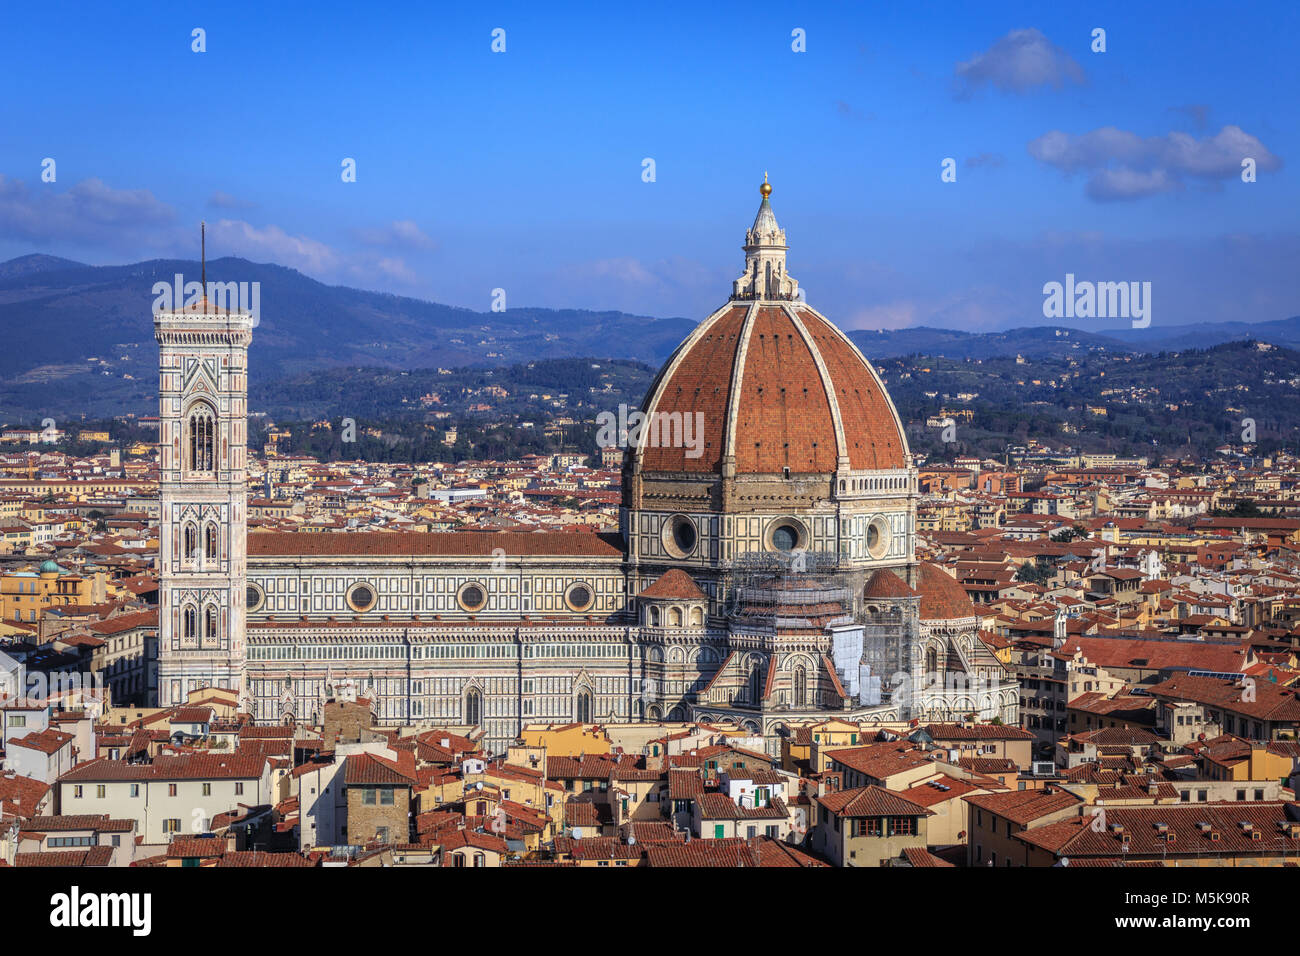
xmin=901 ymin=846 xmax=956 ymax=867
xmin=343 ymin=752 xmax=416 ymax=786
xmin=1146 ymin=674 xmax=1300 ymax=722
xmin=439 ymin=829 xmax=509 ymax=854
xmin=19 ymin=814 xmax=133 ymax=834
xmin=643 ymin=837 xmax=758 ymax=868
xmin=15 ymin=846 xmax=114 ymax=867
xmin=824 ymin=743 xmax=933 ymax=781
xmin=964 ymin=788 xmax=1083 ymax=825
xmin=167 ymin=837 xmax=225 ymax=858
xmin=248 ymin=530 xmax=623 ymax=558
xmin=817 ymin=785 xmax=933 ymax=818
xmin=87 ymin=609 xmax=158 ymax=635
xmin=0 ymin=772 xmax=51 ymax=818
xmin=924 ymin=723 xmax=1036 ymax=742
xmin=8 ymin=728 xmax=73 ymax=755
xmin=638 ymin=569 xmax=708 ymax=601
xmin=216 ymin=850 xmax=314 ymax=867
xmin=1018 ymin=802 xmax=1300 ymax=858
xmin=1062 ymin=637 xmax=1248 ymax=674
xmin=59 ymin=754 xmax=267 ymax=783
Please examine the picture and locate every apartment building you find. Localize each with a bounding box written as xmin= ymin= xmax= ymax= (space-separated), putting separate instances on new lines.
xmin=56 ymin=753 xmax=272 ymax=847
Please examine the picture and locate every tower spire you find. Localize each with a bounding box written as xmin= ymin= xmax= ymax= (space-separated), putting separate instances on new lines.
xmin=731 ymin=175 xmax=798 ymax=301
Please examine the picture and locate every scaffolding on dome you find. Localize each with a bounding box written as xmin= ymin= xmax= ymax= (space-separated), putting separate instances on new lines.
xmin=723 ymin=549 xmax=845 ymax=612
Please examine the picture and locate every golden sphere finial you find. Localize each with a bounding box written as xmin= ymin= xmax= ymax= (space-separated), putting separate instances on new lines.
xmin=760 ymin=171 xmax=772 ymax=198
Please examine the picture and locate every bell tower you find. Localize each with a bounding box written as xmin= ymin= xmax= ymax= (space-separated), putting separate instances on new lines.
xmin=154 ymin=226 xmax=254 ymax=708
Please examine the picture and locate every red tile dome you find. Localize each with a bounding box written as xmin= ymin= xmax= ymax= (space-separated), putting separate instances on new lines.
xmin=633 ymin=301 xmax=908 ymax=476
xmin=916 ymin=563 xmax=978 ymax=621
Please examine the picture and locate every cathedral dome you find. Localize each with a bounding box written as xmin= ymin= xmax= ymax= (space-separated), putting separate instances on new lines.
xmin=630 ymin=181 xmax=908 ymax=479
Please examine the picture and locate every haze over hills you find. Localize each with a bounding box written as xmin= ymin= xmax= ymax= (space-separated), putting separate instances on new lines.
xmin=0 ymin=253 xmax=1297 ymax=420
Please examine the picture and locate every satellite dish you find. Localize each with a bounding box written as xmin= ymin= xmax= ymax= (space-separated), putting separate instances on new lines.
xmin=1058 ymin=857 xmax=1070 ymax=867
xmin=475 ymin=781 xmax=483 ymax=790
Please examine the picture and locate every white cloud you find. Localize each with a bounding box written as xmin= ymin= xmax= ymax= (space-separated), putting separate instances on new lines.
xmin=0 ymin=176 xmax=174 ymax=248
xmin=1028 ymin=124 xmax=1283 ymax=200
xmin=955 ymin=28 xmax=1084 ymax=96
xmin=355 ymin=219 xmax=437 ymax=250
xmin=207 ymin=219 xmax=340 ymax=273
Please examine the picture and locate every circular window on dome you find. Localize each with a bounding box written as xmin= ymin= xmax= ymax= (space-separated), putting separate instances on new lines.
xmin=457 ymin=582 xmax=488 ymax=613
xmin=866 ymin=516 xmax=890 ymax=560
xmin=661 ymin=514 xmax=698 ymax=558
xmin=767 ymin=518 xmax=807 ymax=553
xmin=346 ymin=582 xmax=377 ymax=613
xmin=245 ymin=583 xmax=264 ymax=612
xmin=565 ymin=582 xmax=595 ymax=612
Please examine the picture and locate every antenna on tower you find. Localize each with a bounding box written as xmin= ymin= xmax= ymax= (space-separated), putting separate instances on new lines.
xmin=200 ymin=221 xmax=206 ymax=313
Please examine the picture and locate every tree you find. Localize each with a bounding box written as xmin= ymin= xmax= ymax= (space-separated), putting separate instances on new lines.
xmin=1015 ymin=562 xmax=1053 ymax=585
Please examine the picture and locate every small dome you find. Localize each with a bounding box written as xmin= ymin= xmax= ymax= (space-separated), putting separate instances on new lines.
xmin=863 ymin=569 xmax=918 ymax=600
xmin=39 ymin=559 xmax=64 ymax=574
xmin=916 ymin=563 xmax=977 ymax=621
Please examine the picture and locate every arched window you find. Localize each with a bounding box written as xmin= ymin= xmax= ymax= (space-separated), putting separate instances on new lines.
xmin=204 ymin=605 xmax=218 ymax=645
xmin=668 ymin=606 xmax=682 ymax=627
xmin=689 ymin=606 xmax=703 ymax=626
xmin=465 ymin=689 xmax=482 ymax=726
xmin=926 ymin=647 xmax=938 ymax=676
xmin=186 ymin=404 xmax=216 ymax=473
xmin=748 ymin=667 xmax=762 ymax=705
xmin=473 ymin=853 xmax=486 ymax=868
xmin=182 ymin=523 xmax=197 ymax=560
xmin=648 ymin=606 xmax=660 ymax=627
xmin=794 ymin=665 xmax=807 ymax=707
xmin=204 ymin=523 xmax=218 ymax=560
xmin=182 ymin=605 xmax=197 ymax=642
xmin=576 ymin=690 xmax=592 ymax=723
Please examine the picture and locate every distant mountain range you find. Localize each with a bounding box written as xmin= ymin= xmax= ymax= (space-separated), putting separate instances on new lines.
xmin=1 ymin=252 xmax=1296 ymax=420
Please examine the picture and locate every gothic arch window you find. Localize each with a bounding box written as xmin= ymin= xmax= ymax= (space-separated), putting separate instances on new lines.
xmin=203 ymin=604 xmax=219 ymax=645
xmin=203 ymin=523 xmax=218 ymax=561
xmin=748 ymin=667 xmax=762 ymax=705
xmin=465 ymin=689 xmax=482 ymax=727
xmin=182 ymin=604 xmax=197 ymax=642
xmin=794 ymin=665 xmax=807 ymax=707
xmin=926 ymin=646 xmax=939 ymax=676
xmin=183 ymin=522 xmax=198 ymax=561
xmin=576 ymin=689 xmax=592 ymax=723
xmin=186 ymin=403 xmax=217 ymax=474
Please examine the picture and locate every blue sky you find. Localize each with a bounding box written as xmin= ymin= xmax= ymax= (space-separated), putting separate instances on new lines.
xmin=1 ymin=0 xmax=1296 ymax=331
